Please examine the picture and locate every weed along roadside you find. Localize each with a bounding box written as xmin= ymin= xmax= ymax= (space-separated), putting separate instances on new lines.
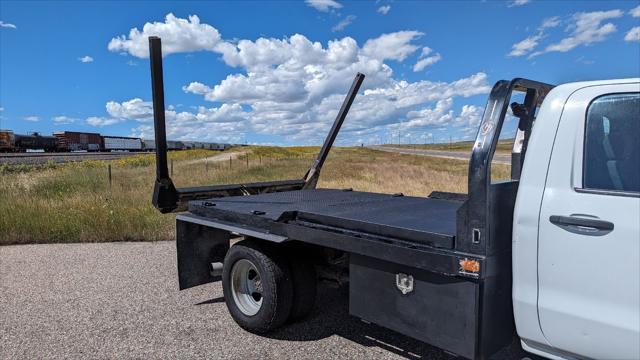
xmin=0 ymin=146 xmax=508 ymax=245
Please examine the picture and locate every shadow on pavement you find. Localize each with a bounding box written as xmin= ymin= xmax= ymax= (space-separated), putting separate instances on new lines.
xmin=195 ymin=297 xmax=225 ymax=306
xmin=197 ymin=283 xmax=526 ymax=359
xmin=267 ymin=284 xmax=454 ymax=360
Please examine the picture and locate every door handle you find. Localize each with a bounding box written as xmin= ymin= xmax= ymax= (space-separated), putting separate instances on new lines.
xmin=549 ymin=215 xmax=614 ymax=231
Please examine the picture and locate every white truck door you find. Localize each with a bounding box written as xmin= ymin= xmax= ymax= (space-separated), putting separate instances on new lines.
xmin=538 ymin=84 xmax=640 ymax=359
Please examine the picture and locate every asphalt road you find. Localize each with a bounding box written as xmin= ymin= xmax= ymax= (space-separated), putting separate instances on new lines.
xmin=368 ymin=146 xmax=511 ymax=164
xmin=0 ymin=241 xmax=457 ymax=359
xmin=0 ymin=152 xmax=138 ymax=165
xmin=1 ymin=242 xmax=528 ymax=359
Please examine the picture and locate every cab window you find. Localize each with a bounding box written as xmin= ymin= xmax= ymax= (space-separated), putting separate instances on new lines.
xmin=583 ymin=93 xmax=640 ymax=193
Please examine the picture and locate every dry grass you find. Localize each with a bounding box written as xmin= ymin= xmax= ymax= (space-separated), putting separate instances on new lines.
xmin=0 ymin=147 xmax=510 ymax=245
xmin=382 ymin=139 xmax=515 ymax=154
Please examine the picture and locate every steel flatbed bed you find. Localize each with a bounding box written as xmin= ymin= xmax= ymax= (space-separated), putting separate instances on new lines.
xmin=146 ymin=36 xmax=555 ymax=359
xmin=189 ymin=189 xmax=461 ymax=249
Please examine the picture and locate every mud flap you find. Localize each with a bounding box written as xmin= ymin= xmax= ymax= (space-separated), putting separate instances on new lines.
xmin=176 ymin=218 xmax=230 ymax=290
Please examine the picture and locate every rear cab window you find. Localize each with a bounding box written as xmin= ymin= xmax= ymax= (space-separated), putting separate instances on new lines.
xmin=583 ymin=93 xmax=640 ymax=195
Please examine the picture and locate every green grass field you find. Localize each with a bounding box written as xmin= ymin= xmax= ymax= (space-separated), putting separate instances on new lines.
xmin=0 ymin=146 xmax=510 ymax=245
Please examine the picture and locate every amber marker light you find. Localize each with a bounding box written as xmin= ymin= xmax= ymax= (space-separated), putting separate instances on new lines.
xmin=459 ymin=258 xmax=480 ymax=274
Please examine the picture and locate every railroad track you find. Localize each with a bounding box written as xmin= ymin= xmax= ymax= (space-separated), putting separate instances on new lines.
xmin=0 ymin=152 xmax=139 ymax=165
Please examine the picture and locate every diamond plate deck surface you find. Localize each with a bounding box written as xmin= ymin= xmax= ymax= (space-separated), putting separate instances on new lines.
xmin=190 ymin=189 xmax=461 ymax=247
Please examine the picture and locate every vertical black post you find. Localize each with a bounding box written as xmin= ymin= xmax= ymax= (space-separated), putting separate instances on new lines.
xmin=303 ymin=73 xmax=365 ymax=189
xmin=108 ymin=164 xmax=112 ymax=188
xmin=149 ymin=36 xmax=178 ymax=213
xmin=150 ymin=36 xmax=169 ymax=182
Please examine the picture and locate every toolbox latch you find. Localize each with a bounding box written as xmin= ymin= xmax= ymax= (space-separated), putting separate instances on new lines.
xmin=395 ymin=273 xmax=414 ymax=295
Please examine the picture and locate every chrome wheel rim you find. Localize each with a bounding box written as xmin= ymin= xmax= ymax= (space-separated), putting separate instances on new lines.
xmin=230 ymin=259 xmax=263 ymax=316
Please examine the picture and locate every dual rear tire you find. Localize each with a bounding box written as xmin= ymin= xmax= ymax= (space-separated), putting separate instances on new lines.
xmin=221 ymin=240 xmax=317 ymax=333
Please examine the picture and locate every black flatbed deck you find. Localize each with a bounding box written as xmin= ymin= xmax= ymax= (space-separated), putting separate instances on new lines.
xmin=189 ymin=189 xmax=463 ymax=249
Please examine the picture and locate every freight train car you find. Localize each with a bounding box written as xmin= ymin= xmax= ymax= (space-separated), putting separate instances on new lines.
xmin=14 ymin=132 xmax=58 ymax=152
xmin=0 ymin=130 xmax=15 ymax=151
xmin=54 ymin=131 xmax=102 ymax=152
xmin=102 ymin=136 xmax=142 ymax=151
xmin=142 ymin=139 xmax=182 ymax=151
xmin=141 ymin=139 xmax=155 ymax=151
xmin=210 ymin=143 xmax=231 ymax=150
xmin=183 ymin=141 xmax=204 ymax=150
xmin=167 ymin=140 xmax=185 ymax=150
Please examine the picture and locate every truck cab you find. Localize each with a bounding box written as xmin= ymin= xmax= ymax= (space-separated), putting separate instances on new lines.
xmin=513 ymin=79 xmax=640 ymax=360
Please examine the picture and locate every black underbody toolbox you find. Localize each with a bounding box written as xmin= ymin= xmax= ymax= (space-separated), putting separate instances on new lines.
xmin=350 ymin=254 xmax=479 ymax=359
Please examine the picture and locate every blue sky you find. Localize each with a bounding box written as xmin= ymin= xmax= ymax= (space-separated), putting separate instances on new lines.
xmin=1 ymin=0 xmax=639 ymax=145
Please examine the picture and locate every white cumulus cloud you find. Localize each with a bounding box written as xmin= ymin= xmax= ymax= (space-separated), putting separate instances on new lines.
xmin=508 ymin=34 xmax=543 ymax=57
xmin=53 ymin=116 xmax=77 ymax=124
xmin=625 ymin=26 xmax=640 ymax=42
xmin=630 ymin=5 xmax=640 ymax=18
xmin=332 ymin=15 xmax=356 ymax=32
xmin=305 ymin=0 xmax=342 ymax=12
xmin=182 ymin=82 xmax=212 ymax=96
xmin=509 ymin=10 xmax=624 ymax=58
xmin=86 ymin=117 xmax=124 ymax=127
xmin=377 ymin=5 xmax=391 ymax=15
xmin=508 ymin=16 xmax=561 ymax=57
xmin=106 ymin=98 xmax=154 ymax=121
xmin=453 ymin=104 xmax=483 ymax=128
xmin=508 ymin=0 xmax=531 ymax=7
xmin=108 ymin=13 xmax=222 ymax=58
xmin=535 ymin=9 xmax=623 ymax=56
xmin=413 ymin=47 xmax=442 ymax=71
xmin=405 ymin=98 xmax=453 ymax=127
xmin=0 ymin=21 xmax=17 ymax=29
xmin=23 ymin=116 xmax=39 ymax=122
xmin=105 ymin=14 xmax=491 ymax=144
xmin=362 ymin=30 xmax=423 ymax=61
xmin=78 ymin=55 xmax=94 ymax=63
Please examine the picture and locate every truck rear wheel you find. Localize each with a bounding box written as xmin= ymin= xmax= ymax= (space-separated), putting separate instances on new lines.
xmin=222 ymin=240 xmax=293 ymax=333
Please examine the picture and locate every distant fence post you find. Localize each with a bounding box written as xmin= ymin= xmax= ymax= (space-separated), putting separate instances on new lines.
xmin=229 ymin=156 xmax=232 ymax=169
xmin=259 ymin=155 xmax=262 ymax=164
xmin=246 ymin=154 xmax=249 ymax=168
xmin=170 ymin=159 xmax=174 ymax=176
xmin=107 ymin=164 xmax=112 ymax=188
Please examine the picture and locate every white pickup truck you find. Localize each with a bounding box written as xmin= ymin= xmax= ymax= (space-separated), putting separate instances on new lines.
xmin=148 ymin=36 xmax=639 ymax=360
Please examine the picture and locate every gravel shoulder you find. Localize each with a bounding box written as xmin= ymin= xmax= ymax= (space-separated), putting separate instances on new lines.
xmin=0 ymin=241 xmax=451 ymax=359
xmin=183 ymin=151 xmax=246 ymax=165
